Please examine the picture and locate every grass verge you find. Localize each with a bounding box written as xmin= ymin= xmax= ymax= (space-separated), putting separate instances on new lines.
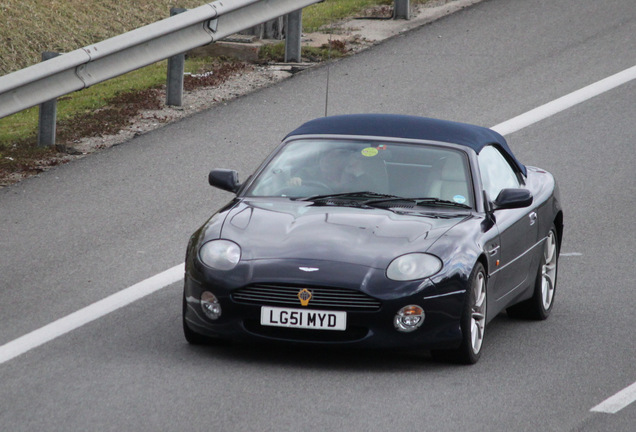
xmin=303 ymin=0 xmax=394 ymax=32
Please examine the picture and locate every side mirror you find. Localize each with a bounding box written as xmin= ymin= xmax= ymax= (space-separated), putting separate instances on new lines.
xmin=209 ymin=169 xmax=241 ymax=193
xmin=493 ymin=188 xmax=533 ymax=210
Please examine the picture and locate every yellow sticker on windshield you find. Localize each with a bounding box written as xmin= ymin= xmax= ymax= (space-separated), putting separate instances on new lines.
xmin=361 ymin=147 xmax=378 ymax=157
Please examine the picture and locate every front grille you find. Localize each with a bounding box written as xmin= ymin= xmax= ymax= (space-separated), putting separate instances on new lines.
xmin=232 ymin=284 xmax=382 ymax=311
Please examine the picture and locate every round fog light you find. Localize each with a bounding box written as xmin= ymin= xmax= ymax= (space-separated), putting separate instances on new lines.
xmin=394 ymin=305 xmax=425 ymax=332
xmin=201 ymin=291 xmax=222 ymax=320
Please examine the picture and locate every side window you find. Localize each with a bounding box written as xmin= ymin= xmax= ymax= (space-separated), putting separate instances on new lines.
xmin=478 ymin=146 xmax=520 ymax=201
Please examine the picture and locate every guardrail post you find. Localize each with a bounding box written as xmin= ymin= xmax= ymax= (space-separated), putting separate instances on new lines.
xmin=166 ymin=7 xmax=187 ymax=107
xmin=37 ymin=51 xmax=61 ymax=147
xmin=394 ymin=0 xmax=410 ymax=20
xmin=284 ymin=10 xmax=303 ymax=63
xmin=264 ymin=17 xmax=284 ymax=39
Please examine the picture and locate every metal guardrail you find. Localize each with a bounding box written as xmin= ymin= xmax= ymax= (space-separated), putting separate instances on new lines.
xmin=0 ymin=0 xmax=324 ymax=119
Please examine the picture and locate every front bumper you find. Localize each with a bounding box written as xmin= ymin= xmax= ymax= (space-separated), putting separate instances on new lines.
xmin=183 ymin=258 xmax=467 ymax=350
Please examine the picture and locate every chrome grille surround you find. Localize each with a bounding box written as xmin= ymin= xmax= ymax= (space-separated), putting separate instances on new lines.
xmin=232 ymin=284 xmax=382 ymax=311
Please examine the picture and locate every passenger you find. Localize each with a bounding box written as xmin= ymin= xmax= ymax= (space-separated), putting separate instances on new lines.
xmin=342 ymin=149 xmax=389 ymax=194
xmin=343 ymin=151 xmax=375 ymax=192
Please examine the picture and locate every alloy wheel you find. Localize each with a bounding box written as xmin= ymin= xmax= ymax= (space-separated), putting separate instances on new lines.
xmin=470 ymin=271 xmax=486 ymax=354
xmin=541 ymin=231 xmax=558 ymax=310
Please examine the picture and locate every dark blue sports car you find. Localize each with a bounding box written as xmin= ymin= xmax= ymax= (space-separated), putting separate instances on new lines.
xmin=183 ymin=114 xmax=563 ymax=364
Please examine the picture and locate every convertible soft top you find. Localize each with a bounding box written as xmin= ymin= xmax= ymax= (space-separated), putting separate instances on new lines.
xmin=286 ymin=114 xmax=526 ymax=176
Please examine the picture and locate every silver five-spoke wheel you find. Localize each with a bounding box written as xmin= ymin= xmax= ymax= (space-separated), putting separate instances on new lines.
xmin=470 ymin=271 xmax=487 ymax=355
xmin=541 ymin=230 xmax=558 ymax=310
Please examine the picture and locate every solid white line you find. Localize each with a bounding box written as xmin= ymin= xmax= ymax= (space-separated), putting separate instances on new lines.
xmin=491 ymin=65 xmax=636 ymax=135
xmin=2 ymin=65 xmax=636 ymax=366
xmin=0 ymin=263 xmax=184 ymax=365
xmin=591 ymin=381 xmax=636 ymax=414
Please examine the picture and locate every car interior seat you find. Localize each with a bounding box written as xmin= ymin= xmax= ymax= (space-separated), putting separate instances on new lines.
xmin=427 ymin=156 xmax=470 ymax=203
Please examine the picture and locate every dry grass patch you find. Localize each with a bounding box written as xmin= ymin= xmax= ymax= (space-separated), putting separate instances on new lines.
xmin=0 ymin=0 xmax=204 ymax=75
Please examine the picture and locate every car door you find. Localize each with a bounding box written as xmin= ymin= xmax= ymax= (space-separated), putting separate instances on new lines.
xmin=478 ymin=146 xmax=538 ymax=302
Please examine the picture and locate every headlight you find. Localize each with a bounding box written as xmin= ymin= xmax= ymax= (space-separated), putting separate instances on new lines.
xmin=199 ymin=240 xmax=241 ymax=270
xmin=386 ymin=253 xmax=442 ymax=281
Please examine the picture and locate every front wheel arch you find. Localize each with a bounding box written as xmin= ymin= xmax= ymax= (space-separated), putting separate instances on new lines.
xmin=432 ymin=262 xmax=487 ymax=364
xmin=554 ymin=211 xmax=564 ymax=254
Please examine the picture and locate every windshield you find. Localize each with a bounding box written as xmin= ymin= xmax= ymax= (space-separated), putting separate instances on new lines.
xmin=245 ymin=139 xmax=474 ymax=208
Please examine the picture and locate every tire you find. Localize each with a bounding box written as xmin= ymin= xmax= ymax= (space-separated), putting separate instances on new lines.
xmin=432 ymin=262 xmax=487 ymax=364
xmin=507 ymin=226 xmax=559 ymax=320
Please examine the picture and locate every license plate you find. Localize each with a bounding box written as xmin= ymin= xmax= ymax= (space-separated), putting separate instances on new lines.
xmin=261 ymin=306 xmax=347 ymax=331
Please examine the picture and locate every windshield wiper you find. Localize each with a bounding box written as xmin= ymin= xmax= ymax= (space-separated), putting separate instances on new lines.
xmin=364 ymin=197 xmax=472 ymax=209
xmin=295 ymin=191 xmax=401 ymax=202
xmin=295 ymin=192 xmax=471 ymax=210
xmin=412 ymin=197 xmax=472 ymax=209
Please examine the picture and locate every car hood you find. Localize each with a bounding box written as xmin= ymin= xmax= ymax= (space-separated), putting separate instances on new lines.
xmin=217 ymin=199 xmax=468 ymax=267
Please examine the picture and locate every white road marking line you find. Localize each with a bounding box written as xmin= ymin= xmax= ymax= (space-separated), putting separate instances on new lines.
xmin=1 ymin=65 xmax=636 ymax=366
xmin=491 ymin=65 xmax=636 ymax=136
xmin=591 ymin=381 xmax=636 ymax=414
xmin=560 ymin=252 xmax=583 ymax=257
xmin=0 ymin=264 xmax=184 ymax=365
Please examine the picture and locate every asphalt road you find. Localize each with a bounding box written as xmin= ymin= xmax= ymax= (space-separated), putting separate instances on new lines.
xmin=1 ymin=0 xmax=635 ymax=430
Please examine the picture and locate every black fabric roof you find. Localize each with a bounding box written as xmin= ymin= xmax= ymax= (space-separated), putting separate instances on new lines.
xmin=285 ymin=114 xmax=526 ymax=175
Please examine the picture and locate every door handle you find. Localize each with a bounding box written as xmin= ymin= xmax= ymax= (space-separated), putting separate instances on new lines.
xmin=529 ymin=212 xmax=537 ymax=226
xmin=488 ymin=245 xmax=500 ymax=256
